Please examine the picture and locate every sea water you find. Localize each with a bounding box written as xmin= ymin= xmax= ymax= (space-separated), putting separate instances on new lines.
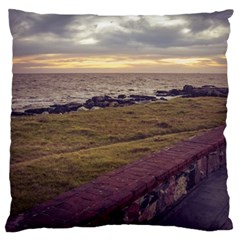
xmin=12 ymin=73 xmax=227 ymax=112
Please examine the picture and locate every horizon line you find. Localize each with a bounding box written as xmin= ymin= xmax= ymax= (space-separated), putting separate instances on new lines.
xmin=13 ymin=72 xmax=227 ymax=74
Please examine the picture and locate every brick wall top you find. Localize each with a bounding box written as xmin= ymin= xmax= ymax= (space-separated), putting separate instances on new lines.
xmin=6 ymin=125 xmax=226 ymax=231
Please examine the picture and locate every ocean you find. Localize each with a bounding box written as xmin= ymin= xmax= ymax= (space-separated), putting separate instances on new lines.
xmin=12 ymin=73 xmax=227 ymax=112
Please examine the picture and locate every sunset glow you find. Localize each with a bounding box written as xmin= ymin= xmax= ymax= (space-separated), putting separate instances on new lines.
xmin=12 ymin=54 xmax=227 ymax=73
xmin=9 ymin=10 xmax=232 ymax=73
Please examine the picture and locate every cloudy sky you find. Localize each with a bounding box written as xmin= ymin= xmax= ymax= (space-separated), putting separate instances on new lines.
xmin=9 ymin=9 xmax=232 ymax=73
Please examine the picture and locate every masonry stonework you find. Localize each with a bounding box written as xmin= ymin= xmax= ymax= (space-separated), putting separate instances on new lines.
xmin=121 ymin=143 xmax=226 ymax=224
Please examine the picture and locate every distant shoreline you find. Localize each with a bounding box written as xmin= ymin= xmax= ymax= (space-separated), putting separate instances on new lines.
xmin=12 ymin=73 xmax=228 ymax=113
xmin=12 ymin=84 xmax=228 ymax=117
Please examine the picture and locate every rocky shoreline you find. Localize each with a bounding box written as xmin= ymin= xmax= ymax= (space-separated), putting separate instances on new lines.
xmin=12 ymin=85 xmax=228 ymax=116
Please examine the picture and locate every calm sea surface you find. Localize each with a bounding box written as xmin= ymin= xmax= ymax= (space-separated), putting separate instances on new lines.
xmin=12 ymin=73 xmax=227 ymax=112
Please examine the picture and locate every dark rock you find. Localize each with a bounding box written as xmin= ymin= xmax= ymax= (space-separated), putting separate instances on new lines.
xmin=118 ymin=94 xmax=126 ymax=99
xmin=65 ymin=103 xmax=82 ymax=111
xmin=156 ymin=85 xmax=228 ymax=98
xmin=180 ymin=85 xmax=228 ymax=98
xmin=168 ymin=89 xmax=181 ymax=96
xmin=104 ymin=95 xmax=113 ymax=101
xmin=12 ymin=111 xmax=31 ymax=116
xmin=206 ymin=89 xmax=218 ymax=97
xmin=50 ymin=104 xmax=58 ymax=108
xmin=95 ymin=101 xmax=110 ymax=108
xmin=165 ymin=85 xmax=228 ymax=98
xmin=91 ymin=96 xmax=103 ymax=103
xmin=160 ymin=97 xmax=168 ymax=101
xmin=216 ymin=87 xmax=228 ymax=96
xmin=207 ymin=88 xmax=227 ymax=97
xmin=190 ymin=88 xmax=206 ymax=97
xmin=84 ymin=95 xmax=137 ymax=109
xmin=18 ymin=102 xmax=82 ymax=116
xmin=116 ymin=99 xmax=126 ymax=104
xmin=48 ymin=105 xmax=68 ymax=114
xmin=181 ymin=95 xmax=192 ymax=98
xmin=156 ymin=90 xmax=168 ymax=96
xmin=90 ymin=95 xmax=113 ymax=107
xmin=49 ymin=102 xmax=82 ymax=113
xmin=129 ymin=95 xmax=157 ymax=101
xmin=117 ymin=99 xmax=135 ymax=105
xmin=183 ymin=85 xmax=194 ymax=94
xmin=50 ymin=103 xmax=82 ymax=113
xmin=192 ymin=88 xmax=212 ymax=97
xmin=84 ymin=99 xmax=95 ymax=109
xmin=25 ymin=108 xmax=50 ymax=114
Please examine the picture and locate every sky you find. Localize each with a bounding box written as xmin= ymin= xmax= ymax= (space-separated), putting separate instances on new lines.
xmin=9 ymin=9 xmax=233 ymax=73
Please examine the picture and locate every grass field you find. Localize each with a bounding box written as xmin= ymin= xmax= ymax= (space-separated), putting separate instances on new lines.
xmin=9 ymin=97 xmax=227 ymax=215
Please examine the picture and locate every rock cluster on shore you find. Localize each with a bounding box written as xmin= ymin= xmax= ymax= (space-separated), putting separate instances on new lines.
xmin=156 ymin=85 xmax=228 ymax=98
xmin=12 ymin=85 xmax=228 ymax=116
xmin=12 ymin=94 xmax=157 ymax=116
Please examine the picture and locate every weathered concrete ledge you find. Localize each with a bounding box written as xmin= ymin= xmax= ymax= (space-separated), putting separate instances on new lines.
xmin=6 ymin=125 xmax=227 ymax=231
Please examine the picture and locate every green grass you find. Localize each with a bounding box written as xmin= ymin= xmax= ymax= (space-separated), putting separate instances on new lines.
xmin=10 ymin=97 xmax=227 ymax=215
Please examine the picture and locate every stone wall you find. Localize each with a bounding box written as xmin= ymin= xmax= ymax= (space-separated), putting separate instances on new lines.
xmin=121 ymin=144 xmax=226 ymax=224
xmin=6 ymin=126 xmax=226 ymax=231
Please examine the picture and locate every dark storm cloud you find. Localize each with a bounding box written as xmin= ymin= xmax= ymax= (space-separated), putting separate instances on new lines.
xmin=9 ymin=9 xmax=233 ymax=57
xmin=179 ymin=11 xmax=232 ymax=33
xmin=103 ymin=11 xmax=232 ymax=49
xmin=9 ymin=9 xmax=76 ymax=38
